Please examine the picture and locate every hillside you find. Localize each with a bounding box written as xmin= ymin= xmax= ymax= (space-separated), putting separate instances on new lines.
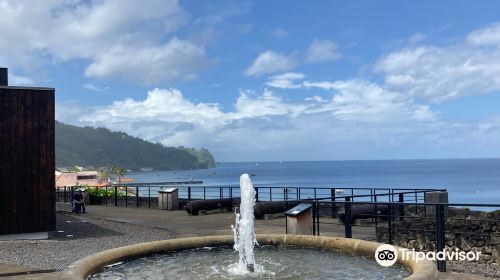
xmin=55 ymin=121 xmax=216 ymax=170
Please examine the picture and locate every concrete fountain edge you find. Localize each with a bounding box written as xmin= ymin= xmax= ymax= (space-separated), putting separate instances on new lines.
xmin=58 ymin=234 xmax=438 ymax=280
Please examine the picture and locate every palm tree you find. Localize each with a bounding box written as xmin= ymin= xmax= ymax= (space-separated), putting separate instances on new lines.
xmin=98 ymin=167 xmax=109 ymax=181
xmin=114 ymin=166 xmax=126 ymax=185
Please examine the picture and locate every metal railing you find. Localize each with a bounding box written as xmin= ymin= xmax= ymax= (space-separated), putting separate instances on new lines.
xmin=55 ymin=185 xmax=445 ymax=208
xmin=301 ymin=194 xmax=500 ymax=273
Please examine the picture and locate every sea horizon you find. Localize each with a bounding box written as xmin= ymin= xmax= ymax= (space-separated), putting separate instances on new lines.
xmin=216 ymin=157 xmax=500 ymax=164
xmin=128 ymin=158 xmax=500 ymax=205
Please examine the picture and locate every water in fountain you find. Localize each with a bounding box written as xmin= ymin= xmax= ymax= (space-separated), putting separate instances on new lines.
xmin=230 ymin=173 xmax=258 ymax=274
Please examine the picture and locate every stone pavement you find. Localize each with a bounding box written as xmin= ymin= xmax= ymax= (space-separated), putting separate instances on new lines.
xmin=0 ymin=264 xmax=58 ymax=280
xmin=78 ymin=205 xmax=378 ymax=239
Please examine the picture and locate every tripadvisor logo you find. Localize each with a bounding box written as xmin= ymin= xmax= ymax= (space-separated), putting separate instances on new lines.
xmin=375 ymin=244 xmax=481 ymax=267
xmin=375 ymin=244 xmax=398 ymax=267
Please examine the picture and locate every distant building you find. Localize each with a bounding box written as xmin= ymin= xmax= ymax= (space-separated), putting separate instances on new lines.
xmin=55 ymin=171 xmax=77 ymax=188
xmin=55 ymin=170 xmax=132 ymax=188
xmin=75 ymin=171 xmax=100 ymax=186
xmin=118 ymin=178 xmax=134 ymax=184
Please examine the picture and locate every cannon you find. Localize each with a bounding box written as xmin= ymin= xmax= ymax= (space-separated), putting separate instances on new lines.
xmin=337 ymin=204 xmax=389 ymax=224
xmin=184 ymin=198 xmax=240 ymax=215
xmin=253 ymin=200 xmax=302 ymax=219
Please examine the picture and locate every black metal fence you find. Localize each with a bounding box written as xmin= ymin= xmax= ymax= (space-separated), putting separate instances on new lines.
xmin=302 ymin=193 xmax=500 ymax=272
xmin=55 ymin=185 xmax=445 ymax=208
xmin=54 ymin=185 xmax=500 ymax=272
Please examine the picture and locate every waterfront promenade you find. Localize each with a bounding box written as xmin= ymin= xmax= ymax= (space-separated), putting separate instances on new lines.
xmin=0 ymin=206 xmax=495 ymax=279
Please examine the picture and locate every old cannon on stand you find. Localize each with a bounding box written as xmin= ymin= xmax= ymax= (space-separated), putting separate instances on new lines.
xmin=253 ymin=200 xmax=302 ymax=219
xmin=184 ymin=198 xmax=241 ymax=215
xmin=337 ymin=203 xmax=390 ymax=224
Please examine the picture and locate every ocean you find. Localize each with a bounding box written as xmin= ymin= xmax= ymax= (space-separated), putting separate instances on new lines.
xmin=128 ymin=159 xmax=500 ymax=205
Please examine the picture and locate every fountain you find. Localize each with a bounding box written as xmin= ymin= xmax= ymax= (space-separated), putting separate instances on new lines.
xmin=231 ymin=174 xmax=257 ymax=273
xmin=59 ymin=174 xmax=439 ymax=280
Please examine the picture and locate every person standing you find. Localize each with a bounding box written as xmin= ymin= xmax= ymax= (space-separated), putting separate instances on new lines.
xmin=73 ymin=189 xmax=86 ymax=214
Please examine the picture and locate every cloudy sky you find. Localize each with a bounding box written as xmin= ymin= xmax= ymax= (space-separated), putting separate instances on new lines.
xmin=2 ymin=0 xmax=500 ymax=161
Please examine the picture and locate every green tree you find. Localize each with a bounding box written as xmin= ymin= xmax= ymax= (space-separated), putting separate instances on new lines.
xmin=68 ymin=165 xmax=80 ymax=172
xmin=55 ymin=121 xmax=216 ymax=170
xmin=111 ymin=166 xmax=126 ymax=185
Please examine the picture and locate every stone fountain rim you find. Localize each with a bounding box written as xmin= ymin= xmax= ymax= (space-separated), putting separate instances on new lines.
xmin=58 ymin=234 xmax=438 ymax=280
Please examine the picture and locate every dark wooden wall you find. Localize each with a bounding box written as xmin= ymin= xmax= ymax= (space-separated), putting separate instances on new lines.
xmin=0 ymin=86 xmax=55 ymax=235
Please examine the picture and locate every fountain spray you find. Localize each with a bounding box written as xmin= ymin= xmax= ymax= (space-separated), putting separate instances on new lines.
xmin=231 ymin=174 xmax=258 ymax=273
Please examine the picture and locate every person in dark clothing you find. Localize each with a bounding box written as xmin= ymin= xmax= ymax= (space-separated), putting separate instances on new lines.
xmin=73 ymin=189 xmax=86 ymax=214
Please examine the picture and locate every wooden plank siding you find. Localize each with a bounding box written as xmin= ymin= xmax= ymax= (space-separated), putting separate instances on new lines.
xmin=0 ymin=86 xmax=55 ymax=234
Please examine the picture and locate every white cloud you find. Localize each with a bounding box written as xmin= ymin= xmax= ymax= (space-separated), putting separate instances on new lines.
xmin=83 ymin=83 xmax=108 ymax=93
xmin=376 ymin=23 xmax=500 ymax=102
xmin=245 ymin=51 xmax=297 ymax=77
xmin=9 ymin=73 xmax=33 ymax=86
xmin=265 ymin=72 xmax=305 ymax=89
xmin=271 ymin=28 xmax=289 ymax=39
xmin=84 ymin=38 xmax=206 ymax=84
xmin=235 ymin=89 xmax=308 ymax=118
xmin=0 ymin=0 xmax=207 ymax=84
xmin=264 ymin=73 xmax=346 ymax=91
xmin=57 ymin=83 xmax=465 ymax=160
xmin=306 ymin=39 xmax=341 ymax=63
xmin=302 ymin=80 xmax=341 ymax=90
xmin=467 ymin=23 xmax=500 ymax=46
xmin=324 ymin=80 xmax=436 ymax=122
xmin=408 ymin=32 xmax=427 ymax=44
xmin=246 ymin=39 xmax=340 ymax=79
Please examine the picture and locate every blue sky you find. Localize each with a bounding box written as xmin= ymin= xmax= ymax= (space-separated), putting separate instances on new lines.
xmin=2 ymin=0 xmax=500 ymax=161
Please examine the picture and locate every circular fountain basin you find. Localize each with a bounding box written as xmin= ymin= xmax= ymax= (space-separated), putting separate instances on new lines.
xmin=89 ymin=246 xmax=409 ymax=279
xmin=59 ymin=234 xmax=438 ymax=280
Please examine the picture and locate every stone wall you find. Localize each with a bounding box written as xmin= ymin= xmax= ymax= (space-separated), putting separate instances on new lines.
xmin=376 ymin=207 xmax=500 ymax=264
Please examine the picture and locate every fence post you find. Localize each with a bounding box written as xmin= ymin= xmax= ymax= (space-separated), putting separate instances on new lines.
xmin=284 ymin=188 xmax=288 ymax=210
xmin=136 ymin=186 xmax=139 ymax=207
xmin=188 ymin=186 xmax=192 ymax=201
xmin=388 ymin=203 xmax=393 ymax=244
xmin=344 ymin=197 xmax=352 ymax=238
xmin=436 ymin=204 xmax=446 ymax=272
xmin=316 ymin=201 xmax=320 ymax=235
xmin=148 ymin=187 xmax=151 ymax=208
xmin=331 ymin=188 xmax=336 ymax=218
xmin=313 ymin=202 xmax=316 ymax=235
xmin=415 ymin=190 xmax=418 ymax=214
xmin=399 ymin=193 xmax=404 ymax=221
xmin=255 ymin=187 xmax=259 ymax=202
xmin=125 ymin=187 xmax=128 ymax=207
xmin=114 ymin=186 xmax=118 ymax=206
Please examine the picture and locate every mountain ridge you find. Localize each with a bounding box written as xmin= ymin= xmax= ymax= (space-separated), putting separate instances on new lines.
xmin=55 ymin=121 xmax=216 ymax=170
